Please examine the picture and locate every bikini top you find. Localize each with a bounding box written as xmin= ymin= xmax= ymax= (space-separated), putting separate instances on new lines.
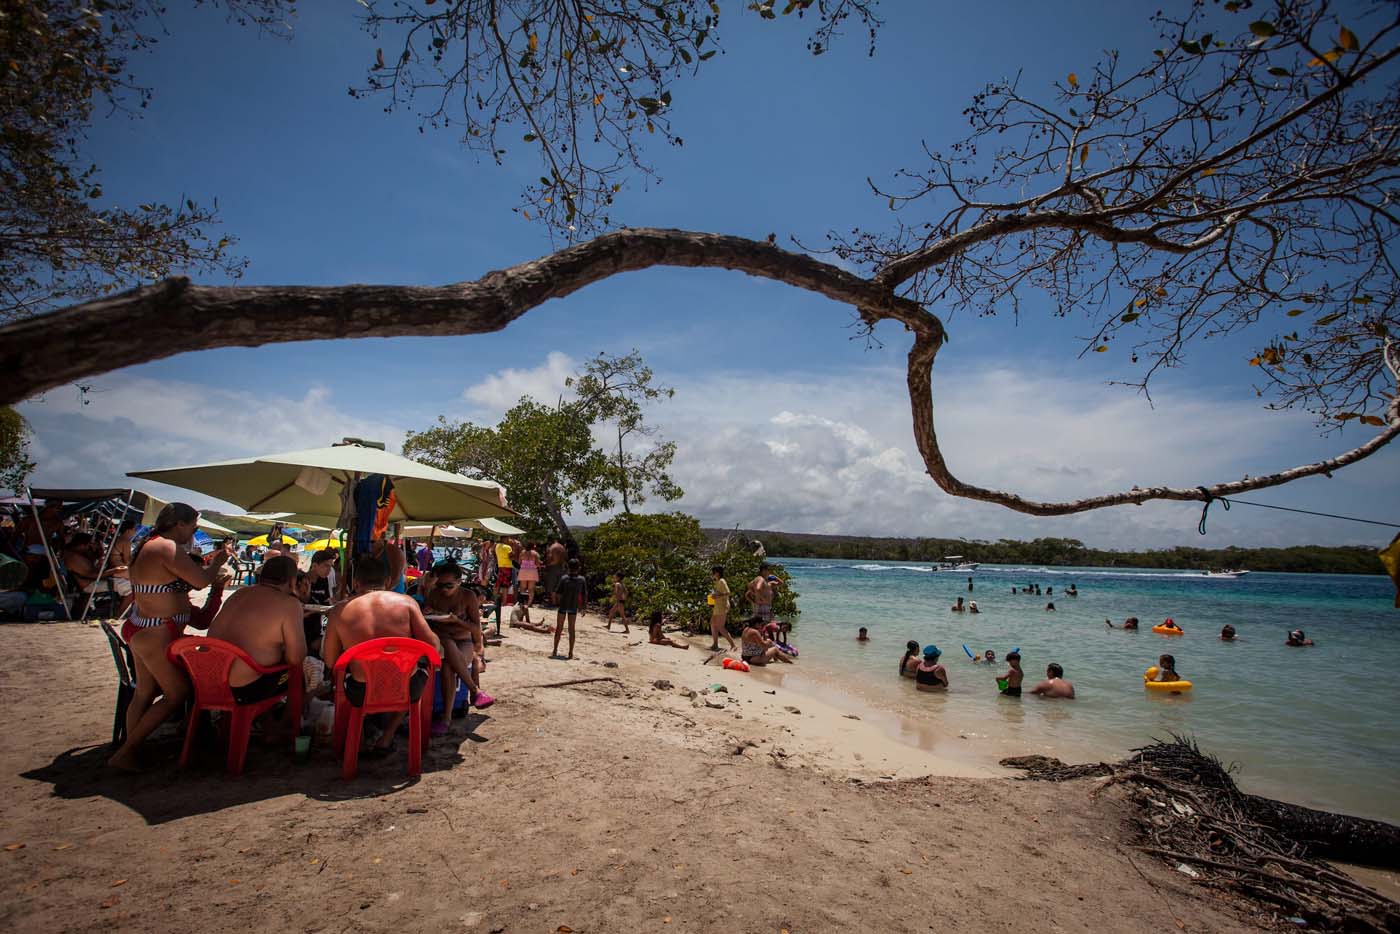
xmin=132 ymin=579 xmax=194 ymax=595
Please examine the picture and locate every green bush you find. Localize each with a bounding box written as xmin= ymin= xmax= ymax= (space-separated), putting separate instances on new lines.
xmin=579 ymin=512 xmax=799 ymax=632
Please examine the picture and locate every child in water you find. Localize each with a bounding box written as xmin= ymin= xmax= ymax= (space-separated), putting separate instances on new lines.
xmin=998 ymin=651 xmax=1024 ymax=697
xmin=1154 ymin=653 xmax=1180 ymax=682
xmin=1285 ymin=629 xmax=1315 ymax=647
xmin=857 ymin=626 xmax=869 ymax=642
xmin=1220 ymin=624 xmax=1237 ymax=641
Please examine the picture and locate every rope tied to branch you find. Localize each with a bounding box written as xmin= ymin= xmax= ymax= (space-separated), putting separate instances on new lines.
xmin=1197 ymin=487 xmax=1227 ymax=535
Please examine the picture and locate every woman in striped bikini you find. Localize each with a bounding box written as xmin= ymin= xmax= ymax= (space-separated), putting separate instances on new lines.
xmin=107 ymin=503 xmax=231 ymax=772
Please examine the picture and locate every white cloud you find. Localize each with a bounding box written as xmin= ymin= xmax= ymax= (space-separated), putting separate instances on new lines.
xmin=16 ymin=378 xmax=404 ymax=511
xmin=635 ymin=363 xmax=1399 ymax=548
xmin=462 ymin=351 xmax=576 ymax=415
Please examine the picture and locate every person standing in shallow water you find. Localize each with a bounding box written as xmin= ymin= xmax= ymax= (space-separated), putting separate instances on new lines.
xmin=998 ymin=651 xmax=1024 ymax=697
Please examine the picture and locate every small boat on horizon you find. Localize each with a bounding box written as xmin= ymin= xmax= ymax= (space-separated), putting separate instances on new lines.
xmin=933 ymin=555 xmax=980 ymax=572
xmin=1203 ymin=569 xmax=1251 ymax=579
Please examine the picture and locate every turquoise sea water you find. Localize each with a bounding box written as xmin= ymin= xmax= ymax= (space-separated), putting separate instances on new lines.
xmin=773 ymin=559 xmax=1400 ymax=824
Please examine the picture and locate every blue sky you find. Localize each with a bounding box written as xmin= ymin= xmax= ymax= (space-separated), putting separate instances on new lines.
xmin=16 ymin=0 xmax=1400 ymax=550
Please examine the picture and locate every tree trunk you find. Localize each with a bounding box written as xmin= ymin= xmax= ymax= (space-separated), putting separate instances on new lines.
xmin=617 ymin=423 xmax=630 ymax=515
xmin=541 ymin=484 xmax=570 ymax=540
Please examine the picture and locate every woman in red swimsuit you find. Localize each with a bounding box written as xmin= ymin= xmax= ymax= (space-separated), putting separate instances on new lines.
xmin=108 ymin=503 xmax=230 ymax=772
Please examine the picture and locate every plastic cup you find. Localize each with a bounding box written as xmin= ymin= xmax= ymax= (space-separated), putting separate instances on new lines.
xmin=294 ymin=735 xmax=311 ymax=760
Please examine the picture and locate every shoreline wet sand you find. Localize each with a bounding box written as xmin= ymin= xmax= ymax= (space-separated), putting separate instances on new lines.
xmin=0 ymin=615 xmax=1372 ymax=933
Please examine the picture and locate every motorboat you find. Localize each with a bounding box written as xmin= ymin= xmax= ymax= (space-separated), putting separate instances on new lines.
xmin=933 ymin=555 xmax=980 ymax=572
xmin=1203 ymin=569 xmax=1251 ymax=579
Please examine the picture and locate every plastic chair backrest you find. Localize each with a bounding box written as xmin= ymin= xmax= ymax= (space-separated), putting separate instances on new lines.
xmin=333 ymin=637 xmax=440 ymax=708
xmin=168 ymin=636 xmax=276 ymax=708
xmin=100 ymin=621 xmax=134 ymax=688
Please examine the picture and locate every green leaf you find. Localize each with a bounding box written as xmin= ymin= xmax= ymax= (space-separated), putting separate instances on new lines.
xmin=1314 ymin=312 xmax=1345 ymax=327
xmin=1267 ymin=66 xmax=1290 ymax=77
xmin=1179 ymin=39 xmax=1202 ymax=54
xmin=1120 ymin=312 xmax=1140 ymax=323
xmin=680 ymin=48 xmax=692 ymax=64
xmin=1352 ymin=295 xmax=1373 ymax=304
xmin=522 ymin=133 xmax=537 ymax=142
xmin=1285 ymin=309 xmax=1304 ymax=317
xmin=1249 ymin=20 xmax=1276 ymax=38
xmin=698 ymin=50 xmax=716 ymax=61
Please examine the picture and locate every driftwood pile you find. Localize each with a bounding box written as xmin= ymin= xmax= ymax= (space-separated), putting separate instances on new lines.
xmin=1002 ymin=736 xmax=1400 ymax=932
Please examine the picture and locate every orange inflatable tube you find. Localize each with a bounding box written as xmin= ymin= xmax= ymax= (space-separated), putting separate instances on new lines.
xmin=721 ymin=658 xmax=750 ymax=672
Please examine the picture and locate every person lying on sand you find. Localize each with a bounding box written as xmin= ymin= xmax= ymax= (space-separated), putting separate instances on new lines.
xmin=206 ymin=556 xmax=305 ymax=735
xmin=899 ymin=640 xmax=921 ymax=678
xmin=510 ymin=601 xmax=553 ymax=634
xmin=998 ymin=651 xmax=1024 ymax=697
xmin=1029 ymin=663 xmax=1075 ymax=699
xmin=421 ymin=563 xmax=495 ymax=733
xmin=741 ymin=616 xmax=793 ymax=665
xmin=648 ymin=611 xmax=689 ymax=650
xmin=915 ymin=645 xmax=947 ymax=691
xmin=323 ymin=555 xmax=443 ymax=757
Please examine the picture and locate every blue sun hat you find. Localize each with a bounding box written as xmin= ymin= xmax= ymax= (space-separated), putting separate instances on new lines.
xmin=923 ymin=644 xmax=941 ymax=658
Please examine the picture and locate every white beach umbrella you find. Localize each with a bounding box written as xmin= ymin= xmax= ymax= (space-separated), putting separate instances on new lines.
xmin=128 ymin=443 xmax=513 ymax=524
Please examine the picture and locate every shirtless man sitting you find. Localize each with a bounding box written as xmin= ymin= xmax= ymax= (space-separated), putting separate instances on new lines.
xmin=1028 ymin=662 xmax=1076 ymax=699
xmin=323 ymin=555 xmax=443 ymax=756
xmin=420 ymin=563 xmax=495 ymax=735
xmin=207 ymin=555 xmax=306 ymax=732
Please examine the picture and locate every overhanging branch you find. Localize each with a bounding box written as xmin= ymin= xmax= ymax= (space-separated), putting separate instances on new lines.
xmin=0 ymin=228 xmax=1394 ymax=518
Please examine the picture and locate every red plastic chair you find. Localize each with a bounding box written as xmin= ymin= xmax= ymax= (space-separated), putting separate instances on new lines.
xmin=167 ymin=636 xmax=303 ymax=775
xmin=331 ymin=637 xmax=441 ymax=781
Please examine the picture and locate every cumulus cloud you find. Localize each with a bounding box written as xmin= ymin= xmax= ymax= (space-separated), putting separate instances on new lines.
xmin=16 ymin=378 xmax=403 ymax=510
xmin=463 ymin=351 xmax=576 ymax=414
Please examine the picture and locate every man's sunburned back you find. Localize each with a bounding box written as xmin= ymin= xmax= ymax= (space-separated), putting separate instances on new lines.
xmin=335 ymin=590 xmax=422 ymax=648
xmin=208 ymin=584 xmax=302 ymax=686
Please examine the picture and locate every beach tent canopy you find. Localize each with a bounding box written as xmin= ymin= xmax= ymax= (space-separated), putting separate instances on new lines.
xmin=140 ymin=493 xmax=237 ymax=536
xmin=463 ymin=517 xmax=527 ymax=537
xmin=128 ymin=443 xmax=514 ymax=524
xmin=402 ymin=524 xmax=474 ymax=540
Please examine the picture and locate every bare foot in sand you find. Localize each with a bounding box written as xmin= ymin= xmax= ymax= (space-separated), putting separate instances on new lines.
xmin=106 ymin=750 xmax=143 ymax=772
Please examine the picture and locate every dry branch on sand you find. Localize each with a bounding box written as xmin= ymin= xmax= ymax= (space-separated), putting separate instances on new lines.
xmin=1003 ymin=736 xmax=1400 ymax=932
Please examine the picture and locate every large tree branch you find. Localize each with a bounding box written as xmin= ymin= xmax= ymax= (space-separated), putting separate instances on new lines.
xmin=0 ymin=228 xmax=929 ymax=405
xmin=1 ymin=228 xmax=1395 ymax=519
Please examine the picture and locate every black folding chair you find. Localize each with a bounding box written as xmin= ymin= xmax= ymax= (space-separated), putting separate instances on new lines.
xmin=99 ymin=621 xmax=136 ymax=747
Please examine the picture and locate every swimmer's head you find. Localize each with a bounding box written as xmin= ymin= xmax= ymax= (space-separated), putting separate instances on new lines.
xmin=1006 ymin=651 xmax=1021 ymax=664
xmin=905 ymin=640 xmax=919 ymax=654
xmin=984 ymin=650 xmax=995 ymax=661
xmin=1221 ymin=624 xmax=1236 ymax=639
xmin=1047 ymin=663 xmax=1064 ymax=679
xmin=858 ymin=627 xmax=868 ymax=635
xmin=1159 ymin=653 xmax=1176 ymax=670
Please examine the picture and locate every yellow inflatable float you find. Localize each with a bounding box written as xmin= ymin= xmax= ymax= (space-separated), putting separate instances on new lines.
xmin=1144 ymin=666 xmax=1192 ymax=694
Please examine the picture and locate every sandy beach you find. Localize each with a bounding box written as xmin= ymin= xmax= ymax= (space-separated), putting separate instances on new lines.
xmin=0 ymin=613 xmax=1311 ymax=933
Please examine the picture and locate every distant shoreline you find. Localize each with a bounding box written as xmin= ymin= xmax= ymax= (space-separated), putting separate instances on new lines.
xmin=705 ymin=528 xmax=1388 ymax=576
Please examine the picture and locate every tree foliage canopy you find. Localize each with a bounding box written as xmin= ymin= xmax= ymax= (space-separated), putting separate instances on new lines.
xmin=353 ymin=0 xmax=879 ymax=234
xmin=0 ymin=0 xmax=294 ymax=322
xmin=580 ymin=512 xmax=799 ymax=628
xmin=0 ymin=406 xmax=35 ymax=494
xmin=402 ymin=350 xmax=680 ymax=535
